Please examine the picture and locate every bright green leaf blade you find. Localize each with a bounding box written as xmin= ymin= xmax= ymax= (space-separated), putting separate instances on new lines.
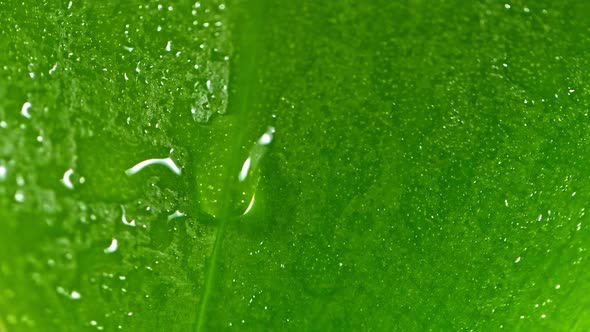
xmin=201 ymin=0 xmax=590 ymax=331
xmin=3 ymin=0 xmax=590 ymax=332
xmin=0 ymin=1 xmax=231 ymax=331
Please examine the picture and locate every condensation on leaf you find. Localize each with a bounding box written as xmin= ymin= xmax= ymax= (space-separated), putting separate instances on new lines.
xmin=0 ymin=0 xmax=229 ymax=331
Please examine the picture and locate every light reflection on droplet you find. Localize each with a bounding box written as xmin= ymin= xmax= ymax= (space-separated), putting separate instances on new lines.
xmin=258 ymin=126 xmax=275 ymax=145
xmin=238 ymin=126 xmax=276 ymax=182
xmin=104 ymin=239 xmax=118 ymax=254
xmin=61 ymin=168 xmax=75 ymax=189
xmin=0 ymin=164 xmax=6 ymax=181
xmin=49 ymin=63 xmax=58 ymax=74
xmin=167 ymin=210 xmax=186 ymax=221
xmin=125 ymin=157 xmax=181 ymax=176
xmin=21 ymin=102 xmax=32 ymax=118
xmin=14 ymin=190 xmax=25 ymax=203
xmin=121 ymin=206 xmax=136 ymax=227
xmin=242 ymin=193 xmax=255 ymax=215
xmin=70 ymin=290 xmax=81 ymax=299
xmin=239 ymin=157 xmax=251 ymax=182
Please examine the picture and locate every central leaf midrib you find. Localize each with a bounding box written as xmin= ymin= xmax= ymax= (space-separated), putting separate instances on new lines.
xmin=195 ymin=1 xmax=269 ymax=331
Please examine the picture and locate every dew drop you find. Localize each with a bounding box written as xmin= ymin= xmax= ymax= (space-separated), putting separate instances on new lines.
xmin=125 ymin=157 xmax=181 ymax=176
xmin=104 ymin=239 xmax=118 ymax=254
xmin=21 ymin=102 xmax=32 ymax=118
xmin=49 ymin=63 xmax=58 ymax=74
xmin=70 ymin=290 xmax=81 ymax=299
xmin=0 ymin=164 xmax=7 ymax=181
xmin=167 ymin=210 xmax=186 ymax=221
xmin=61 ymin=168 xmax=75 ymax=189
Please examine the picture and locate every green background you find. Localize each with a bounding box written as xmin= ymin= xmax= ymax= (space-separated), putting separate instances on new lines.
xmin=1 ymin=0 xmax=589 ymax=331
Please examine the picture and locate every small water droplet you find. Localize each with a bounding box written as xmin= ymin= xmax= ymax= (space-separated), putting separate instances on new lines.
xmin=21 ymin=102 xmax=32 ymax=118
xmin=0 ymin=164 xmax=7 ymax=181
xmin=104 ymin=239 xmax=118 ymax=254
xmin=49 ymin=63 xmax=58 ymax=74
xmin=125 ymin=157 xmax=181 ymax=176
xmin=167 ymin=210 xmax=186 ymax=221
xmin=239 ymin=157 xmax=252 ymax=182
xmin=121 ymin=206 xmax=136 ymax=227
xmin=14 ymin=190 xmax=25 ymax=203
xmin=70 ymin=290 xmax=81 ymax=299
xmin=61 ymin=168 xmax=75 ymax=189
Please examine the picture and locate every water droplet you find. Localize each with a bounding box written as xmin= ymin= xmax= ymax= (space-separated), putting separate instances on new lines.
xmin=104 ymin=239 xmax=118 ymax=254
xmin=21 ymin=102 xmax=32 ymax=118
xmin=239 ymin=157 xmax=252 ymax=182
xmin=242 ymin=193 xmax=255 ymax=215
xmin=70 ymin=290 xmax=81 ymax=299
xmin=61 ymin=168 xmax=75 ymax=189
xmin=238 ymin=126 xmax=276 ymax=182
xmin=125 ymin=157 xmax=181 ymax=176
xmin=167 ymin=210 xmax=186 ymax=221
xmin=49 ymin=63 xmax=58 ymax=74
xmin=258 ymin=127 xmax=275 ymax=145
xmin=14 ymin=190 xmax=25 ymax=203
xmin=0 ymin=164 xmax=7 ymax=181
xmin=121 ymin=206 xmax=136 ymax=227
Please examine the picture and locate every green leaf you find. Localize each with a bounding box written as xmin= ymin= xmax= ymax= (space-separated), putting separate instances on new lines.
xmin=2 ymin=0 xmax=590 ymax=331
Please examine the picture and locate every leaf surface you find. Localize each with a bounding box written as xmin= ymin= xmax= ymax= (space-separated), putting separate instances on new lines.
xmin=2 ymin=1 xmax=590 ymax=331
